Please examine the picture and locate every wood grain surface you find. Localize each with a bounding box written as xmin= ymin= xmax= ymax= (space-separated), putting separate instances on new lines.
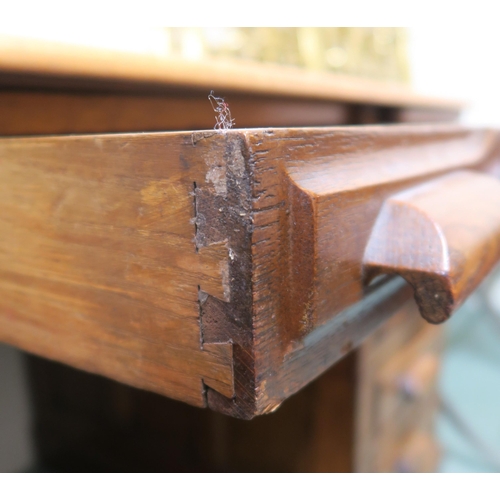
xmin=364 ymin=171 xmax=500 ymax=323
xmin=1 ymin=125 xmax=499 ymax=418
xmin=242 ymin=125 xmax=499 ymax=417
xmin=0 ymin=131 xmax=242 ymax=408
xmin=0 ymin=91 xmax=350 ymax=136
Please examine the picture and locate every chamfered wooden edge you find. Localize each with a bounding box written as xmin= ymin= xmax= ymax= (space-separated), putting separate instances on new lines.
xmin=363 ymin=171 xmax=500 ymax=323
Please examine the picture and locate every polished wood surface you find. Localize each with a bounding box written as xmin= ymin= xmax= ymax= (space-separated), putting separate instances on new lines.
xmin=364 ymin=171 xmax=500 ymax=323
xmin=1 ymin=125 xmax=496 ymax=419
xmin=245 ymin=125 xmax=498 ymax=417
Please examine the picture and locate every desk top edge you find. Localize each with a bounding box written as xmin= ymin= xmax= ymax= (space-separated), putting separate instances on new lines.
xmin=0 ymin=35 xmax=463 ymax=111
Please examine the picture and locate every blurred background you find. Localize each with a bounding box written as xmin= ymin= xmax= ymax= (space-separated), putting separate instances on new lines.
xmin=0 ymin=27 xmax=499 ymax=472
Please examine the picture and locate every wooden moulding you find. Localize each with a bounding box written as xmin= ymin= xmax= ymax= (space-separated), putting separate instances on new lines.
xmin=1 ymin=125 xmax=499 ymax=418
xmin=363 ymin=171 xmax=500 ymax=324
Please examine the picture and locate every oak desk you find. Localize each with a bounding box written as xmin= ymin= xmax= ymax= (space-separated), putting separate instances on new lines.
xmin=2 ymin=36 xmax=496 ymax=471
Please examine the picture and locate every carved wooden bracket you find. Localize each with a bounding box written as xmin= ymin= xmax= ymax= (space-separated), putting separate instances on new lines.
xmin=363 ymin=171 xmax=500 ymax=323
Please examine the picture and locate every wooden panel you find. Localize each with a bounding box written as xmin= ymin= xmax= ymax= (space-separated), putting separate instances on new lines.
xmin=0 ymin=132 xmax=238 ymax=408
xmin=0 ymin=91 xmax=349 ymax=136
